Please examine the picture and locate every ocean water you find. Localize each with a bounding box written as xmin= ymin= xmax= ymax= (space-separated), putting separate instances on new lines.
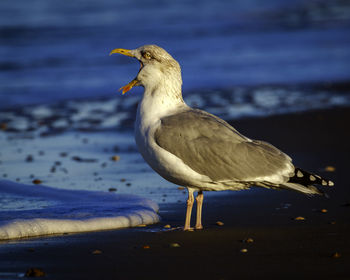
xmin=0 ymin=180 xmax=159 ymax=240
xmin=0 ymin=0 xmax=349 ymax=109
xmin=1 ymin=0 xmax=350 ymax=239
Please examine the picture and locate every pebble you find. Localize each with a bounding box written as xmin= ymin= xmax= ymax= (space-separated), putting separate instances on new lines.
xmin=25 ymin=155 xmax=34 ymax=162
xmin=142 ymin=245 xmax=150 ymax=249
xmin=243 ymin=238 xmax=254 ymax=243
xmin=240 ymin=248 xmax=248 ymax=253
xmin=216 ymin=221 xmax=224 ymax=226
xmin=32 ymin=179 xmax=42 ymax=185
xmin=25 ymin=268 xmax=45 ymax=277
xmin=321 ymin=209 xmax=328 ymax=213
xmin=92 ymin=249 xmax=102 ymax=255
xmin=324 ymin=166 xmax=336 ymax=172
xmin=0 ymin=123 xmax=7 ymax=130
xmin=108 ymin=187 xmax=117 ymax=192
xmin=111 ymin=155 xmax=120 ymax=161
xmin=294 ymin=216 xmax=305 ymax=221
xmin=169 ymin=243 xmax=180 ymax=248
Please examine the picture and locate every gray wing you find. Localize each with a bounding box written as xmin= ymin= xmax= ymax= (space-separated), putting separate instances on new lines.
xmin=154 ymin=109 xmax=293 ymax=183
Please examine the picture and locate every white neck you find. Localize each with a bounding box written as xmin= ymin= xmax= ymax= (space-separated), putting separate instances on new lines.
xmin=136 ymin=82 xmax=187 ymax=127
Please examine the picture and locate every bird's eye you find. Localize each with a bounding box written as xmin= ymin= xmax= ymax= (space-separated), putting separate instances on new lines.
xmin=143 ymin=52 xmax=152 ymax=60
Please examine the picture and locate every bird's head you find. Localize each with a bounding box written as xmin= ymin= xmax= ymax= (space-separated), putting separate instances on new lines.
xmin=110 ymin=45 xmax=182 ymax=94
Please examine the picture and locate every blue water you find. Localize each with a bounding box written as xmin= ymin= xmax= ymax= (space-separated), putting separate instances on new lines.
xmin=0 ymin=0 xmax=350 ymax=109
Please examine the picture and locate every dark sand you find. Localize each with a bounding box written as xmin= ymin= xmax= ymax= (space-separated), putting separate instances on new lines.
xmin=1 ymin=107 xmax=349 ymax=280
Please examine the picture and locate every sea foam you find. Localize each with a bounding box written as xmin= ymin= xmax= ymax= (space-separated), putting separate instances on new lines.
xmin=0 ymin=180 xmax=159 ymax=240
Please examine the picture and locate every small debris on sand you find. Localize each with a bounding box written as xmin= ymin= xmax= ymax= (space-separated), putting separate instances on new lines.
xmin=169 ymin=243 xmax=180 ymax=248
xmin=108 ymin=187 xmax=117 ymax=192
xmin=294 ymin=216 xmax=305 ymax=221
xmin=25 ymin=155 xmax=34 ymax=162
xmin=92 ymin=249 xmax=102 ymax=255
xmin=110 ymin=155 xmax=120 ymax=161
xmin=240 ymin=248 xmax=248 ymax=253
xmin=0 ymin=123 xmax=7 ymax=130
xmin=71 ymin=156 xmax=97 ymax=163
xmin=59 ymin=152 xmax=68 ymax=157
xmin=32 ymin=179 xmax=42 ymax=185
xmin=324 ymin=166 xmax=336 ymax=172
xmin=243 ymin=238 xmax=254 ymax=243
xmin=321 ymin=209 xmax=328 ymax=213
xmin=216 ymin=221 xmax=224 ymax=226
xmin=142 ymin=245 xmax=150 ymax=249
xmin=25 ymin=267 xmax=45 ymax=277
xmin=177 ymin=186 xmax=185 ymax=190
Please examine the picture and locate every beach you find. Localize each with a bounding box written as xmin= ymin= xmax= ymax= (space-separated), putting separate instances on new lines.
xmin=1 ymin=106 xmax=349 ymax=280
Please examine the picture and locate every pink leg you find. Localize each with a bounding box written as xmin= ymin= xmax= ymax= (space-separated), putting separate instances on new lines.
xmin=195 ymin=191 xmax=204 ymax=230
xmin=184 ymin=188 xmax=194 ymax=231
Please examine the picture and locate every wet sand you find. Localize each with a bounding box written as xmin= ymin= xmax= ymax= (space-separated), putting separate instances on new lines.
xmin=1 ymin=107 xmax=349 ymax=280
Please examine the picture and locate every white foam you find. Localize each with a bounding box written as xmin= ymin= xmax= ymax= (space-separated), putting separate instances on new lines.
xmin=0 ymin=180 xmax=159 ymax=240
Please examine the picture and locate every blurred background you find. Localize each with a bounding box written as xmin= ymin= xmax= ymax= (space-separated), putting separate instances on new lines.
xmin=0 ymin=0 xmax=350 ymax=121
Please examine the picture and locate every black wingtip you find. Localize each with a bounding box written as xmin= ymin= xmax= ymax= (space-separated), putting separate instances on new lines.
xmin=289 ymin=167 xmax=334 ymax=188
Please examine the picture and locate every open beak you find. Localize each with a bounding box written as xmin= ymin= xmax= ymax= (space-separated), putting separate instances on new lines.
xmin=110 ymin=48 xmax=139 ymax=94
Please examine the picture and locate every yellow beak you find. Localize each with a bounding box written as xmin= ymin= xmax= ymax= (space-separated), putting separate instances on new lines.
xmin=109 ymin=48 xmax=134 ymax=57
xmin=110 ymin=48 xmax=138 ymax=94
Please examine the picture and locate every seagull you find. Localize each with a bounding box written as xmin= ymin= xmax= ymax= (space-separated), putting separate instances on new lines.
xmin=110 ymin=45 xmax=334 ymax=231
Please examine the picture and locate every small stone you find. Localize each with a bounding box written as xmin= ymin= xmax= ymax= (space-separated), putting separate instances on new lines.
xmin=169 ymin=243 xmax=180 ymax=248
xmin=240 ymin=248 xmax=248 ymax=253
xmin=332 ymin=252 xmax=341 ymax=258
xmin=216 ymin=221 xmax=224 ymax=226
xmin=111 ymin=155 xmax=120 ymax=161
xmin=324 ymin=166 xmax=336 ymax=172
xmin=120 ymin=178 xmax=126 ymax=182
xmin=26 ymin=155 xmax=34 ymax=162
xmin=108 ymin=187 xmax=117 ymax=192
xmin=142 ymin=245 xmax=150 ymax=249
xmin=0 ymin=123 xmax=7 ymax=130
xmin=59 ymin=152 xmax=68 ymax=157
xmin=92 ymin=249 xmax=102 ymax=255
xmin=126 ymin=183 xmax=131 ymax=187
xmin=32 ymin=179 xmax=42 ymax=185
xmin=321 ymin=209 xmax=328 ymax=213
xmin=294 ymin=216 xmax=305 ymax=221
xmin=25 ymin=267 xmax=45 ymax=277
xmin=164 ymin=224 xmax=171 ymax=229
xmin=243 ymin=238 xmax=254 ymax=243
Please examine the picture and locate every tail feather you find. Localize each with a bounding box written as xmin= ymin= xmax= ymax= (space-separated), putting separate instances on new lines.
xmin=281 ymin=167 xmax=334 ymax=196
